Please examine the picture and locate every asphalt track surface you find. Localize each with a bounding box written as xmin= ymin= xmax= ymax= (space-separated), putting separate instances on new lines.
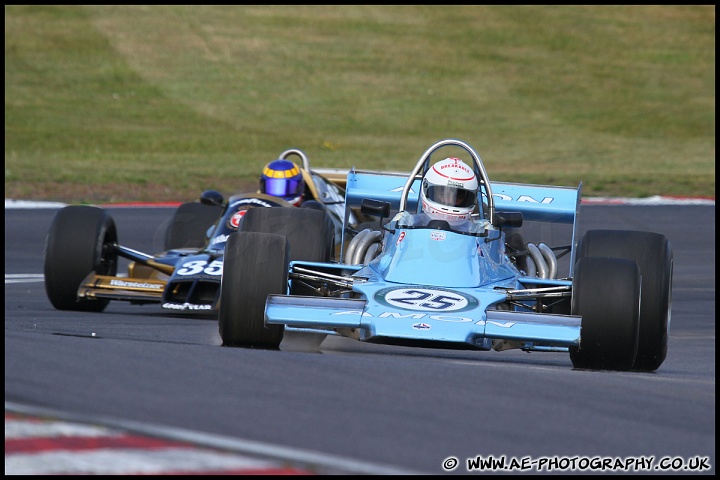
xmin=5 ymin=203 xmax=715 ymax=474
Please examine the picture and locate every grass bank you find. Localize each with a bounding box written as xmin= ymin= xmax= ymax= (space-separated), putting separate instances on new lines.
xmin=5 ymin=5 xmax=715 ymax=203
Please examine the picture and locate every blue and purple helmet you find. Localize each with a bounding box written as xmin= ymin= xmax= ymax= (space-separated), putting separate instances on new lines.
xmin=259 ymin=159 xmax=305 ymax=206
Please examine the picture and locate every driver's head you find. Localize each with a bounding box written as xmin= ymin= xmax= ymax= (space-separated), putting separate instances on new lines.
xmin=259 ymin=159 xmax=305 ymax=206
xmin=420 ymin=157 xmax=478 ymax=223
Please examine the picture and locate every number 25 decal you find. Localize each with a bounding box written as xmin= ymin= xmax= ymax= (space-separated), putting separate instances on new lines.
xmin=175 ymin=260 xmax=223 ymax=276
xmin=392 ymin=290 xmax=460 ymax=310
xmin=380 ymin=287 xmax=475 ymax=312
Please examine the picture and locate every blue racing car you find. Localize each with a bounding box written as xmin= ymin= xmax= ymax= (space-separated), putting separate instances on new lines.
xmin=219 ymin=138 xmax=673 ymax=372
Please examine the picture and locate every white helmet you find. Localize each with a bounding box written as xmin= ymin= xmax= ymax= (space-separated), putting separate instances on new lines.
xmin=420 ymin=157 xmax=478 ymax=223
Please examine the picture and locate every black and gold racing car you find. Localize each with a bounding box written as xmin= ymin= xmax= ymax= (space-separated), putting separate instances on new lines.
xmin=43 ymin=149 xmax=366 ymax=315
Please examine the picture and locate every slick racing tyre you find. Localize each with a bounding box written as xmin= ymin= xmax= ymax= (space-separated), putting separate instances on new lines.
xmin=218 ymin=207 xmax=335 ymax=348
xmin=239 ymin=206 xmax=334 ymax=265
xmin=504 ymin=227 xmax=528 ymax=273
xmin=44 ymin=205 xmax=118 ymax=312
xmin=576 ymin=230 xmax=673 ymax=371
xmin=299 ymin=199 xmax=326 ymax=211
xmin=164 ymin=202 xmax=223 ymax=250
xmin=219 ymin=232 xmax=288 ymax=348
xmin=569 ymin=256 xmax=641 ymax=371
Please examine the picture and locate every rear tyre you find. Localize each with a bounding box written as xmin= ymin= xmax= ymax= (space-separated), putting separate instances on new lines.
xmin=44 ymin=206 xmax=118 ymax=312
xmin=164 ymin=202 xmax=223 ymax=250
xmin=219 ymin=232 xmax=288 ymax=348
xmin=240 ymin=206 xmax=334 ymax=264
xmin=504 ymin=227 xmax=528 ymax=273
xmin=300 ymin=199 xmax=326 ymax=211
xmin=577 ymin=230 xmax=673 ymax=371
xmin=569 ymin=257 xmax=640 ymax=370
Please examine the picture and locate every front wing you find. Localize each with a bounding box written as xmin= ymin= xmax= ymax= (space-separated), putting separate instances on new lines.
xmin=77 ymin=270 xmax=221 ymax=313
xmin=78 ymin=274 xmax=166 ymax=304
xmin=265 ymin=294 xmax=581 ymax=350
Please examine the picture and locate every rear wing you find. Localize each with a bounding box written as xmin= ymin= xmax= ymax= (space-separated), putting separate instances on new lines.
xmin=344 ymin=169 xmax=582 ymax=224
xmin=343 ymin=169 xmax=582 ymax=275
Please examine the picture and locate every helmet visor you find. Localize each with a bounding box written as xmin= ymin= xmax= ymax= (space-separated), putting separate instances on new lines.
xmin=425 ymin=185 xmax=476 ymax=208
xmin=263 ymin=177 xmax=303 ymax=198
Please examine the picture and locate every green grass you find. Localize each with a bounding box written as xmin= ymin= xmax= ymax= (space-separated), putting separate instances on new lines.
xmin=5 ymin=5 xmax=715 ymax=203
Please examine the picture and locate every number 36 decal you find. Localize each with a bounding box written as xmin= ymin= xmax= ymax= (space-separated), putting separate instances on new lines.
xmin=175 ymin=260 xmax=223 ymax=276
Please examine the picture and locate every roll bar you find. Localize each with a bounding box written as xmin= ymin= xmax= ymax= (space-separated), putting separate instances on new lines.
xmin=279 ymin=149 xmax=311 ymax=171
xmin=398 ymin=139 xmax=495 ymax=225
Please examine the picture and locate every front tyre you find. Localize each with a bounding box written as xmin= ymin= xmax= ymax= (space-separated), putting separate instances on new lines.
xmin=219 ymin=232 xmax=288 ymax=348
xmin=44 ymin=206 xmax=118 ymax=311
xmin=164 ymin=201 xmax=223 ymax=250
xmin=569 ymin=256 xmax=641 ymax=371
xmin=219 ymin=207 xmax=334 ymax=348
xmin=577 ymin=230 xmax=673 ymax=371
